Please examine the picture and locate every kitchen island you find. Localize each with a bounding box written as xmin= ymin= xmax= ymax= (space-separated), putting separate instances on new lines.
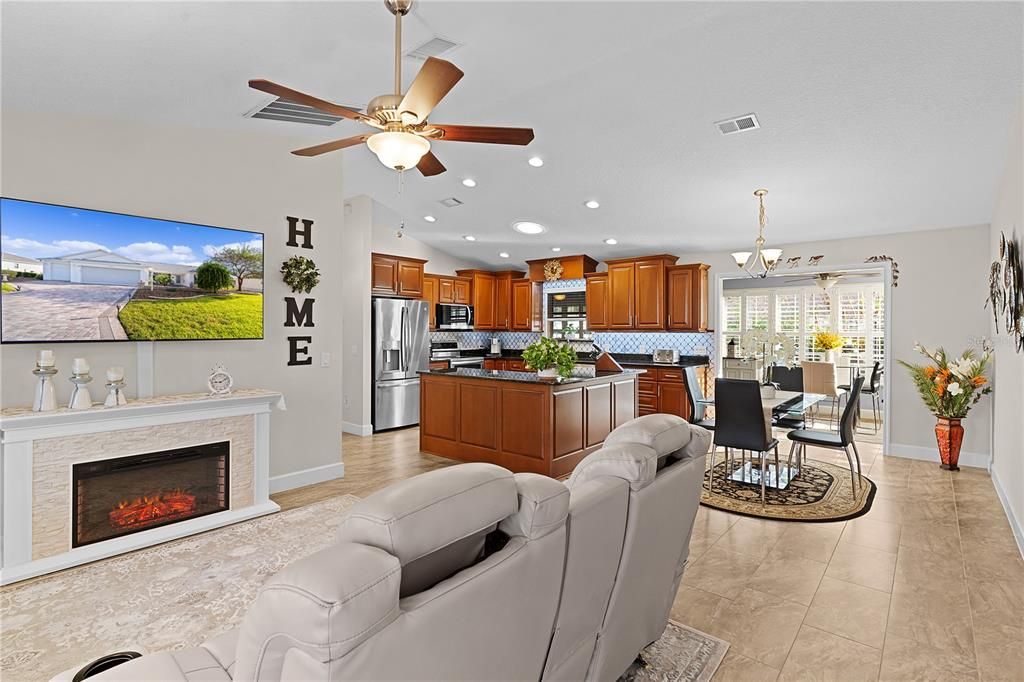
xmin=419 ymin=366 xmax=641 ymax=477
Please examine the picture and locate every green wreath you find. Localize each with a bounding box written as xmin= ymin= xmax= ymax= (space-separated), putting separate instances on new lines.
xmin=280 ymin=256 xmax=320 ymax=294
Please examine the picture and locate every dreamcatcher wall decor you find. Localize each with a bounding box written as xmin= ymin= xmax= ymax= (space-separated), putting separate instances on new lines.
xmin=987 ymin=231 xmax=1023 ymax=353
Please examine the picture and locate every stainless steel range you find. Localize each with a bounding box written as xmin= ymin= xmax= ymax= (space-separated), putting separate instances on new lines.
xmin=431 ymin=342 xmax=485 ymax=369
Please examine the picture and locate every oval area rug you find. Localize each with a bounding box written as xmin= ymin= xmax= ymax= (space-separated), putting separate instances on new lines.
xmin=701 ymin=458 xmax=875 ymax=522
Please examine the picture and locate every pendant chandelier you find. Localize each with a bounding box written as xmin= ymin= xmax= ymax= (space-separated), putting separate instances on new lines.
xmin=731 ymin=189 xmax=782 ymax=278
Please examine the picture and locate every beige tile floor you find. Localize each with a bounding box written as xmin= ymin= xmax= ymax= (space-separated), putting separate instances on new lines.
xmin=275 ymin=424 xmax=1024 ymax=682
xmin=673 ymin=436 xmax=1024 ymax=682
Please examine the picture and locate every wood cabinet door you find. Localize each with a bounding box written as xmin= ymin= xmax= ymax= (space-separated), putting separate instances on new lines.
xmin=473 ymin=274 xmax=497 ymax=329
xmin=453 ymin=278 xmax=472 ymax=304
xmin=666 ymin=266 xmax=694 ymax=330
xmin=396 ymin=260 xmax=424 ymax=297
xmin=371 ymin=255 xmax=398 ymax=294
xmin=633 ymin=258 xmax=666 ymax=329
xmin=495 ymin=276 xmax=512 ymax=330
xmin=483 ymin=358 xmax=500 ymax=370
xmin=607 ymin=262 xmax=635 ymax=328
xmin=511 ymin=279 xmax=540 ymax=331
xmin=438 ymin=277 xmax=455 ymax=303
xmin=422 ymin=276 xmax=439 ymax=329
xmin=506 ymin=358 xmax=527 ymax=371
xmin=658 ymin=382 xmax=690 ymax=420
xmin=586 ymin=274 xmax=610 ymax=329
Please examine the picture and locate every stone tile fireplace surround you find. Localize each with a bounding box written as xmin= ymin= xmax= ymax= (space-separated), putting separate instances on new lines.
xmin=0 ymin=389 xmax=283 ymax=585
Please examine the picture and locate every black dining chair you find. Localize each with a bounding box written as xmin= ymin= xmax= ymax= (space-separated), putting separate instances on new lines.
xmin=684 ymin=366 xmax=716 ymax=431
xmin=769 ymin=364 xmax=804 ymax=392
xmin=840 ymin=361 xmax=883 ymax=433
xmin=712 ymin=378 xmax=779 ymax=505
xmin=768 ymin=364 xmax=806 ymax=429
xmin=787 ymin=376 xmax=865 ymax=493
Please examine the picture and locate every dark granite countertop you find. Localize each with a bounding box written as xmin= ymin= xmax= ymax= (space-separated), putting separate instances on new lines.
xmin=478 ymin=349 xmax=710 ymax=367
xmin=419 ymin=367 xmax=643 ymax=385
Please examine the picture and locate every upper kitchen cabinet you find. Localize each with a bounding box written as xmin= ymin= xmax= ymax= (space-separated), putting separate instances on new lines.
xmin=422 ymin=274 xmax=439 ymax=329
xmin=667 ymin=263 xmax=710 ymax=331
xmin=585 ymin=272 xmax=610 ymax=330
xmin=602 ymin=254 xmax=678 ymax=330
xmin=453 ymin=278 xmax=472 ymax=304
xmin=371 ymin=253 xmax=426 ymax=297
xmin=511 ymin=279 xmax=542 ymax=331
xmin=456 ymin=269 xmax=525 ymax=330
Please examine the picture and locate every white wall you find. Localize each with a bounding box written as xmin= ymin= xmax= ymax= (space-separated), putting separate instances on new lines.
xmin=676 ymin=223 xmax=994 ymax=462
xmin=340 ymin=194 xmax=477 ymax=435
xmin=988 ymin=97 xmax=1024 ymax=552
xmin=0 ymin=109 xmax=346 ymax=488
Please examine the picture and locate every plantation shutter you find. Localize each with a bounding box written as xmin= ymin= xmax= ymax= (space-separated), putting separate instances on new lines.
xmin=723 ymin=295 xmax=742 ymax=349
xmin=803 ymin=291 xmax=832 ymax=360
xmin=745 ymin=295 xmax=769 ymax=332
xmin=775 ymin=292 xmax=801 ymax=359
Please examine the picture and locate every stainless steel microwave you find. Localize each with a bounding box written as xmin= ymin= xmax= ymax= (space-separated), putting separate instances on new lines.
xmin=437 ymin=303 xmax=474 ymax=330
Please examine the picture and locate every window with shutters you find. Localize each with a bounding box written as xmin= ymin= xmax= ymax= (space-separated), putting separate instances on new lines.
xmin=722 ymin=281 xmax=885 ymax=369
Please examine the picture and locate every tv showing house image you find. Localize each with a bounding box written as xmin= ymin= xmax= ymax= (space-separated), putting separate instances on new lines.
xmin=0 ymin=198 xmax=264 ymax=343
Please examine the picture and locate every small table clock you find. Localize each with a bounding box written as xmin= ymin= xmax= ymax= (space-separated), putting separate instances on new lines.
xmin=208 ymin=364 xmax=234 ymax=396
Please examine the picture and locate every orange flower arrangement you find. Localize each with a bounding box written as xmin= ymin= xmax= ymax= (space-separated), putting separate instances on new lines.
xmin=900 ymin=343 xmax=992 ymax=418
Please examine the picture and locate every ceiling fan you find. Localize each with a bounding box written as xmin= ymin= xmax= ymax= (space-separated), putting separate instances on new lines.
xmin=248 ymin=0 xmax=534 ymax=177
xmin=787 ymin=272 xmax=878 ymax=290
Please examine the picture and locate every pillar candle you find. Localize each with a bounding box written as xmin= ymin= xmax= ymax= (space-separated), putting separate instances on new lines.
xmin=37 ymin=350 xmax=55 ymax=367
xmin=72 ymin=358 xmax=89 ymax=375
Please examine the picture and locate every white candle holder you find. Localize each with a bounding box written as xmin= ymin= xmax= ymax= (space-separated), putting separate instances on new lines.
xmin=32 ymin=366 xmax=59 ymax=412
xmin=68 ymin=372 xmax=94 ymax=410
xmin=103 ymin=379 xmax=128 ymax=408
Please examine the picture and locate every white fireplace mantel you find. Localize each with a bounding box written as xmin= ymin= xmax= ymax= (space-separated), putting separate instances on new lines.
xmin=0 ymin=389 xmax=285 ymax=585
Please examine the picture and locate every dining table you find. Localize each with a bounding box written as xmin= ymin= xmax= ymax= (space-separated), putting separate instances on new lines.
xmin=698 ymin=389 xmax=830 ymax=490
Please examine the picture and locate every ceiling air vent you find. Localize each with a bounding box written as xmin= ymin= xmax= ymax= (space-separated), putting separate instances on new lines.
xmin=439 ymin=197 xmax=463 ymax=208
xmin=246 ymin=98 xmax=358 ymax=127
xmin=404 ymin=36 xmax=461 ymax=61
xmin=715 ymin=113 xmax=760 ymax=135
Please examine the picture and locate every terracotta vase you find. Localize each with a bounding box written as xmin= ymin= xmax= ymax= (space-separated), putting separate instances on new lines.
xmin=934 ymin=416 xmax=964 ymax=471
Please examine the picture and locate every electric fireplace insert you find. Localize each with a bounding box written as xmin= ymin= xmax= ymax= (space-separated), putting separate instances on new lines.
xmin=72 ymin=441 xmax=229 ymax=548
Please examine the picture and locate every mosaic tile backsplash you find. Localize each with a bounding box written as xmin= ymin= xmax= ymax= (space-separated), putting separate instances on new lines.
xmin=430 ymin=276 xmax=714 ymax=371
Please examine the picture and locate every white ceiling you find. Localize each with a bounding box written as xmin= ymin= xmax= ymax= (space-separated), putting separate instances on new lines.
xmin=3 ymin=1 xmax=1021 ymax=267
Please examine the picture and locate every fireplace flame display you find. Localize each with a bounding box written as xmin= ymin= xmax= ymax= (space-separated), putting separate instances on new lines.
xmin=108 ymin=489 xmax=197 ymax=529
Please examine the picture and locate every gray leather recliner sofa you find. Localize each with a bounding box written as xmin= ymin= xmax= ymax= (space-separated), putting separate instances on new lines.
xmin=54 ymin=415 xmax=710 ymax=682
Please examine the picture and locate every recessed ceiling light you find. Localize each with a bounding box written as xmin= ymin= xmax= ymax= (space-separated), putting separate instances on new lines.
xmin=604 ymin=238 xmax=618 ymax=245
xmin=499 ymin=252 xmax=510 ymax=258
xmin=463 ymin=235 xmax=476 ymax=241
xmin=584 ymin=200 xmax=600 ymax=209
xmin=551 ymin=247 xmax=561 ymax=252
xmin=423 ymin=215 xmax=436 ymax=222
xmin=512 ymin=221 xmax=547 ymax=235
xmin=528 ymin=157 xmax=544 ymax=167
xmin=462 ymin=178 xmax=477 ymax=188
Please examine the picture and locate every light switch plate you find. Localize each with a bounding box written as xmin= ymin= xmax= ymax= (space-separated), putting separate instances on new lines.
xmin=321 ymin=352 xmax=331 ymax=367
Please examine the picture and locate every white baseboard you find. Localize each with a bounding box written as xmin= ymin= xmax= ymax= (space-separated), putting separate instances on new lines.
xmin=342 ymin=421 xmax=372 ymax=437
xmin=887 ymin=442 xmax=990 ymax=470
xmin=269 ymin=462 xmax=345 ymax=493
xmin=990 ymin=466 xmax=1024 ymax=559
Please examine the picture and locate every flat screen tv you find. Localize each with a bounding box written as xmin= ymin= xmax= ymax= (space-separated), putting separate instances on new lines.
xmin=1 ymin=198 xmax=264 ymax=343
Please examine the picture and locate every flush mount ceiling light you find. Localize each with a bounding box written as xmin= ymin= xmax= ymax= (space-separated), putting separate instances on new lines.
xmin=462 ymin=178 xmax=477 ymax=187
xmin=731 ymin=188 xmax=783 ymax=278
xmin=604 ymin=238 xmax=618 ymax=245
xmin=528 ymin=156 xmax=544 ymax=167
xmin=499 ymin=252 xmax=510 ymax=258
xmin=463 ymin=235 xmax=476 ymax=241
xmin=512 ymin=221 xmax=547 ymax=235
xmin=584 ymin=200 xmax=600 ymax=209
xmin=551 ymin=247 xmax=561 ymax=252
xmin=423 ymin=215 xmax=436 ymax=222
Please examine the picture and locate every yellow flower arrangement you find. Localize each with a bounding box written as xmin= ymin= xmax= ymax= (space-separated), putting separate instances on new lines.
xmin=813 ymin=331 xmax=845 ymax=351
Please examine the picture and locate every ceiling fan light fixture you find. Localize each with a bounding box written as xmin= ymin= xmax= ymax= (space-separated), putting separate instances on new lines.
xmin=816 ymin=277 xmax=838 ymax=290
xmin=366 ymin=131 xmax=430 ymax=171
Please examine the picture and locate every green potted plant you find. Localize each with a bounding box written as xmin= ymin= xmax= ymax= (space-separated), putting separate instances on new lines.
xmin=899 ymin=342 xmax=992 ymax=470
xmin=522 ymin=336 xmax=577 ymax=379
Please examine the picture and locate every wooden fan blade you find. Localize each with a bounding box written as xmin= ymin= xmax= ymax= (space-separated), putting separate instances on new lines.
xmin=431 ymin=124 xmax=535 ymax=145
xmin=398 ymin=57 xmax=464 ymax=123
xmin=292 ymin=135 xmax=370 ymax=157
xmin=249 ymin=79 xmax=368 ymax=122
xmin=417 ymin=150 xmax=446 ymax=176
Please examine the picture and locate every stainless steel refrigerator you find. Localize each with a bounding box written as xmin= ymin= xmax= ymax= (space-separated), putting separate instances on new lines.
xmin=372 ymin=298 xmax=430 ymax=431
